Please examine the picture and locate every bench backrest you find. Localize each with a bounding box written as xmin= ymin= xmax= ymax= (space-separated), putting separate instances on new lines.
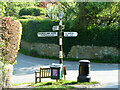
xmin=40 ymin=67 xmax=51 ymax=78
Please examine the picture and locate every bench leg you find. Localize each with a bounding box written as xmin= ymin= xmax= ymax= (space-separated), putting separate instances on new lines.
xmin=39 ymin=71 xmax=41 ymax=82
xmin=64 ymin=75 xmax=66 ymax=80
xmin=35 ymin=72 xmax=37 ymax=83
xmin=39 ymin=75 xmax=41 ymax=82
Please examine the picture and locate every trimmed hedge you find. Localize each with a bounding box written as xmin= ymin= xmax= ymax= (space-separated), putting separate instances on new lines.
xmin=19 ymin=19 xmax=58 ymax=43
xmin=1 ymin=17 xmax=22 ymax=64
xmin=19 ymin=7 xmax=46 ymax=16
xmin=19 ymin=19 xmax=119 ymax=55
xmin=87 ymin=25 xmax=119 ymax=47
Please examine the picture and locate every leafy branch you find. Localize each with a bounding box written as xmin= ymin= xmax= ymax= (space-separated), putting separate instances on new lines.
xmin=0 ymin=0 xmax=7 ymax=16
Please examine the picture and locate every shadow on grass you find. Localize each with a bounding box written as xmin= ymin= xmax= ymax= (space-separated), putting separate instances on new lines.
xmin=63 ymin=81 xmax=77 ymax=85
xmin=44 ymin=82 xmax=52 ymax=85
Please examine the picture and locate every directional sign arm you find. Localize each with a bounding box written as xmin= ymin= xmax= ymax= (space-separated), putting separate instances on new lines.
xmin=63 ymin=32 xmax=78 ymax=37
xmin=37 ymin=32 xmax=58 ymax=37
xmin=52 ymin=25 xmax=65 ymax=31
xmin=37 ymin=32 xmax=78 ymax=37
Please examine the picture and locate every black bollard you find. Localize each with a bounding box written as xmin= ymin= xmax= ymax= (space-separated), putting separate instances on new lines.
xmin=77 ymin=60 xmax=91 ymax=82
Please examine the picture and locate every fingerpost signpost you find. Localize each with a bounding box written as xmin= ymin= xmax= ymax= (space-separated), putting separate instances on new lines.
xmin=37 ymin=11 xmax=78 ymax=64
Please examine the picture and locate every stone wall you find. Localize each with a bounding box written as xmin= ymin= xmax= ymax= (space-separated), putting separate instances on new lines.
xmin=21 ymin=40 xmax=119 ymax=59
xmin=3 ymin=64 xmax=13 ymax=88
xmin=0 ymin=62 xmax=13 ymax=89
xmin=67 ymin=45 xmax=119 ymax=59
xmin=21 ymin=40 xmax=65 ymax=57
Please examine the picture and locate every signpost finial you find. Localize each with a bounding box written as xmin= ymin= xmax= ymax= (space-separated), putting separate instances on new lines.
xmin=59 ymin=11 xmax=64 ymax=19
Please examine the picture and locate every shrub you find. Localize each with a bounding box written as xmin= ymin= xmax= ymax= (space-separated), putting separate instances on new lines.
xmin=19 ymin=7 xmax=46 ymax=16
xmin=103 ymin=54 xmax=120 ymax=63
xmin=29 ymin=49 xmax=39 ymax=57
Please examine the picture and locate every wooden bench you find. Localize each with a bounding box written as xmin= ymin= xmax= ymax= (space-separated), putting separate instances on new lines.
xmin=35 ymin=66 xmax=66 ymax=83
xmin=35 ymin=67 xmax=51 ymax=83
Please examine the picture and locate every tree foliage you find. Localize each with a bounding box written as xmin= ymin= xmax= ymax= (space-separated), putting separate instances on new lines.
xmin=60 ymin=2 xmax=120 ymax=26
xmin=96 ymin=2 xmax=120 ymax=26
xmin=0 ymin=1 xmax=7 ymax=16
xmin=5 ymin=2 xmax=35 ymax=17
xmin=59 ymin=2 xmax=119 ymax=48
xmin=45 ymin=3 xmax=62 ymax=20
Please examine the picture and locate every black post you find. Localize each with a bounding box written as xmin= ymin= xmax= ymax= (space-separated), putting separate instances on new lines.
xmin=59 ymin=19 xmax=63 ymax=64
xmin=77 ymin=60 xmax=91 ymax=82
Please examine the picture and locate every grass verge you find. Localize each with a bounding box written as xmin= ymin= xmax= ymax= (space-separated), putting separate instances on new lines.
xmin=33 ymin=85 xmax=75 ymax=89
xmin=12 ymin=80 xmax=99 ymax=90
xmin=12 ymin=80 xmax=99 ymax=89
xmin=31 ymin=80 xmax=99 ymax=86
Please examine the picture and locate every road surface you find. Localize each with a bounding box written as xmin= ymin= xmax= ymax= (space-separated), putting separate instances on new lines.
xmin=12 ymin=53 xmax=119 ymax=88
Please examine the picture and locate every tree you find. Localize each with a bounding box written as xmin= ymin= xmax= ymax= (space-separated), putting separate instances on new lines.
xmin=60 ymin=2 xmax=119 ymax=27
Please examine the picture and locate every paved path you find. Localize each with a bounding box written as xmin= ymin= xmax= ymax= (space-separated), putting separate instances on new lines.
xmin=12 ymin=53 xmax=119 ymax=88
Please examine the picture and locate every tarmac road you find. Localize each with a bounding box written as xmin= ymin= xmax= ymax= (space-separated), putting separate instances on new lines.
xmin=12 ymin=53 xmax=119 ymax=89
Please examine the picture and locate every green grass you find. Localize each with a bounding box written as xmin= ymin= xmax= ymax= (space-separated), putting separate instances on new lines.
xmin=12 ymin=82 xmax=34 ymax=86
xmin=33 ymin=85 xmax=75 ymax=89
xmin=12 ymin=80 xmax=99 ymax=89
xmin=31 ymin=80 xmax=99 ymax=87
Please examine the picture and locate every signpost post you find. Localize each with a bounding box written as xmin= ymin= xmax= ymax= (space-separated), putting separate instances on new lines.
xmin=37 ymin=11 xmax=78 ymax=64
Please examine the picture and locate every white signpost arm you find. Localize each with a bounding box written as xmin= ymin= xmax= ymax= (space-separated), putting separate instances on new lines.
xmin=37 ymin=32 xmax=58 ymax=37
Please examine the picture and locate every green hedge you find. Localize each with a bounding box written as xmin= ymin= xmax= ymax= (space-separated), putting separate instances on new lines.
xmin=19 ymin=19 xmax=119 ymax=55
xmin=20 ymin=19 xmax=58 ymax=43
xmin=74 ymin=25 xmax=119 ymax=47
xmin=87 ymin=25 xmax=119 ymax=47
xmin=20 ymin=15 xmax=43 ymax=19
xmin=19 ymin=7 xmax=46 ymax=16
